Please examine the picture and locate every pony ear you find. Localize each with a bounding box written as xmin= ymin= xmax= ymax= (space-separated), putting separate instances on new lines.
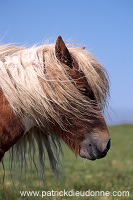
xmin=55 ymin=36 xmax=73 ymax=68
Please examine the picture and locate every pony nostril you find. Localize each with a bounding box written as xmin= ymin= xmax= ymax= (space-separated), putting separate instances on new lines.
xmin=106 ymin=139 xmax=111 ymax=151
xmin=89 ymin=143 xmax=92 ymax=147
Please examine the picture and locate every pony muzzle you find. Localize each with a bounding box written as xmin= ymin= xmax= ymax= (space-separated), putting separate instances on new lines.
xmin=79 ymin=137 xmax=111 ymax=160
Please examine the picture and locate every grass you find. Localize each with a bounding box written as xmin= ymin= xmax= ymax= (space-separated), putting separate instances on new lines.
xmin=0 ymin=124 xmax=133 ymax=200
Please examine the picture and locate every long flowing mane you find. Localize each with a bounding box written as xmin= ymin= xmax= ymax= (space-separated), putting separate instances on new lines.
xmin=0 ymin=42 xmax=109 ymax=179
xmin=0 ymin=44 xmax=109 ymax=121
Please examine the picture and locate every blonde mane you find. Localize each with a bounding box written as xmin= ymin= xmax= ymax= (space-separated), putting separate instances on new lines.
xmin=0 ymin=43 xmax=109 ymax=179
xmin=0 ymin=44 xmax=109 ymax=125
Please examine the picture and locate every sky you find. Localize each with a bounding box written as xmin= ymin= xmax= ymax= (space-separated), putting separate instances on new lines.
xmin=0 ymin=0 xmax=133 ymax=125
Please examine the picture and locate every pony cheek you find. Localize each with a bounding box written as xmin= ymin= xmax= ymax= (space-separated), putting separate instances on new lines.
xmin=52 ymin=125 xmax=81 ymax=155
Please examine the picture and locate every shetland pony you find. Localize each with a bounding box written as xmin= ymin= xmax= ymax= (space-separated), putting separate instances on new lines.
xmin=0 ymin=36 xmax=110 ymax=177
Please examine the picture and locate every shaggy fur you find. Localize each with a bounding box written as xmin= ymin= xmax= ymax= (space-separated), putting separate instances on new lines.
xmin=0 ymin=44 xmax=109 ymax=121
xmin=0 ymin=43 xmax=109 ymax=178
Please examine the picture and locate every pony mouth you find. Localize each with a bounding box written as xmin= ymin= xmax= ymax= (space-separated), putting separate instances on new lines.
xmin=79 ymin=150 xmax=97 ymax=161
xmin=79 ymin=148 xmax=107 ymax=161
xmin=81 ymin=155 xmax=96 ymax=161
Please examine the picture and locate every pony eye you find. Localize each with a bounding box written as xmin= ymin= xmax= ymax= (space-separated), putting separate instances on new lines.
xmin=79 ymin=87 xmax=88 ymax=94
xmin=79 ymin=87 xmax=95 ymax=100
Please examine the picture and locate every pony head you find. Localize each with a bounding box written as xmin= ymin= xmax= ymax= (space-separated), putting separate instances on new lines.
xmin=51 ymin=36 xmax=110 ymax=160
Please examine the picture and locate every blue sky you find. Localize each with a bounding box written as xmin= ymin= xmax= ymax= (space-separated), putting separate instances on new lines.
xmin=0 ymin=0 xmax=133 ymax=125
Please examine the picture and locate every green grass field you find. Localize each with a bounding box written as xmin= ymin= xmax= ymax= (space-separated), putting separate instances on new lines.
xmin=0 ymin=124 xmax=133 ymax=200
